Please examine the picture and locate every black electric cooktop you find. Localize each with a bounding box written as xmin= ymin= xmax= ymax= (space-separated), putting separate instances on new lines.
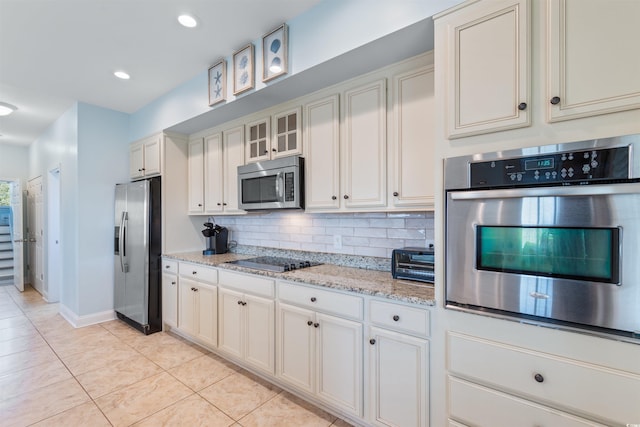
xmin=226 ymin=256 xmax=322 ymax=272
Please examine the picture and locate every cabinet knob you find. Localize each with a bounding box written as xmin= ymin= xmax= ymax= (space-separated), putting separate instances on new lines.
xmin=369 ymin=339 xmax=376 ymax=345
xmin=550 ymin=96 xmax=561 ymax=105
xmin=313 ymin=322 xmax=320 ymax=328
xmin=223 ymin=203 xmax=227 ymax=206
xmin=392 ymin=315 xmax=400 ymax=321
xmin=331 ymin=196 xmax=337 ymax=200
xmin=272 ymin=148 xmax=277 ymax=152
xmin=194 ymin=288 xmax=198 ymax=292
xmin=310 ymin=297 xmax=317 ymax=302
xmin=138 ymin=168 xmax=143 ymax=172
xmin=237 ymin=300 xmax=243 ymax=305
xmin=171 ymin=281 xmax=176 ymax=285
xmin=343 ymin=195 xmax=349 ymax=200
xmin=192 ymin=271 xmax=197 ymax=275
xmin=198 ymin=204 xmax=202 ymax=207
xmin=262 ymin=151 xmax=269 ymax=155
xmin=217 ymin=203 xmax=222 ymax=206
xmin=534 ymin=373 xmax=544 ymax=383
xmin=242 ymin=301 xmax=247 ymax=306
xmin=165 ymin=265 xmax=170 ymax=269
xmin=307 ymin=320 xmax=313 ymax=326
xmin=518 ymin=102 xmax=527 ymax=111
xmin=190 ymin=287 xmax=196 ymax=291
xmin=393 ymin=192 xmax=399 ymax=197
xmin=141 ymin=168 xmax=146 ymax=171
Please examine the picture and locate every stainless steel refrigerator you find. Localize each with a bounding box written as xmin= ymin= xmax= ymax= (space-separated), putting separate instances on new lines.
xmin=114 ymin=177 xmax=162 ymax=334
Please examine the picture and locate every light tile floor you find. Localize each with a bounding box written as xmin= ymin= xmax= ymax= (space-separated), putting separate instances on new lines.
xmin=0 ymin=284 xmax=354 ymax=427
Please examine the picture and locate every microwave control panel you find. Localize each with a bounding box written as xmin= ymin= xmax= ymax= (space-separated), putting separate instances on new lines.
xmin=469 ymin=146 xmax=630 ymax=188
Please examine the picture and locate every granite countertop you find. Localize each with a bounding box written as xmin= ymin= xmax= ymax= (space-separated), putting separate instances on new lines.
xmin=164 ymin=251 xmax=436 ymax=307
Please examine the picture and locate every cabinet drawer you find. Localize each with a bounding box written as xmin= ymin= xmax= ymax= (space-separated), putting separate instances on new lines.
xmin=369 ymin=300 xmax=430 ymax=337
xmin=178 ymin=262 xmax=218 ymax=284
xmin=162 ymin=259 xmax=178 ymax=275
xmin=278 ymin=282 xmax=363 ymax=320
xmin=448 ymin=332 xmax=640 ymax=425
xmin=218 ymin=270 xmax=275 ymax=298
xmin=449 ymin=377 xmax=606 ymax=427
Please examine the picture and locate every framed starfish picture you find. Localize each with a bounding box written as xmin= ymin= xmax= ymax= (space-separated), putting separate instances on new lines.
xmin=208 ymin=59 xmax=226 ymax=106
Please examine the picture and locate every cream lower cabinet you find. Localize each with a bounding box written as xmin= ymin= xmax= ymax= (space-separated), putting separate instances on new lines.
xmin=217 ymin=270 xmax=275 ymax=374
xmin=367 ymin=300 xmax=430 ymax=427
xmin=177 ymin=262 xmax=218 ymax=347
xmin=277 ymin=282 xmax=364 ymax=417
xmin=161 ymin=259 xmax=178 ymax=329
xmin=447 ymin=331 xmax=640 ymax=426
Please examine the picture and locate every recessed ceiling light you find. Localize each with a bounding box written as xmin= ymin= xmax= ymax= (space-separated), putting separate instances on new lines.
xmin=178 ymin=14 xmax=197 ymax=28
xmin=0 ymin=102 xmax=18 ymax=116
xmin=114 ymin=71 xmax=130 ymax=80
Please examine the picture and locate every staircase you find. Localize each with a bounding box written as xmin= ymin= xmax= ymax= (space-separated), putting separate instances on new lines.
xmin=0 ymin=224 xmax=13 ymax=285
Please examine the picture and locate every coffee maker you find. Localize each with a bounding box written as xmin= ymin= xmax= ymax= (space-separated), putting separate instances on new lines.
xmin=202 ymin=222 xmax=229 ymax=255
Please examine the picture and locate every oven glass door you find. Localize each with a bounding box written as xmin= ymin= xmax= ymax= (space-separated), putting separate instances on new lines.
xmin=476 ymin=226 xmax=620 ymax=284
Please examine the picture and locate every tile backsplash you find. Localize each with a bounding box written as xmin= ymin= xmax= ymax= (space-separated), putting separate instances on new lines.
xmin=212 ymin=211 xmax=434 ymax=258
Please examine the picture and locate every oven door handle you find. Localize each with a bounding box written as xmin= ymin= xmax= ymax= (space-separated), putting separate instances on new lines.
xmin=449 ymin=182 xmax=640 ymax=200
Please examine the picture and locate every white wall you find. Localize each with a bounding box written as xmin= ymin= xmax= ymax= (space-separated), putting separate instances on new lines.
xmin=76 ymin=103 xmax=129 ymax=316
xmin=128 ymin=0 xmax=462 ymax=141
xmin=0 ymin=144 xmax=29 ymax=185
xmin=29 ymin=102 xmax=129 ymax=320
xmin=29 ymin=104 xmax=79 ymax=312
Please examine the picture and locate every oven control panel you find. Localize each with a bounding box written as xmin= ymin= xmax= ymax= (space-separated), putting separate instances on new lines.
xmin=469 ymin=146 xmax=629 ymax=188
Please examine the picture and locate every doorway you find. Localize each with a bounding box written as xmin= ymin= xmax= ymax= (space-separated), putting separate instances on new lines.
xmin=0 ymin=178 xmax=25 ymax=291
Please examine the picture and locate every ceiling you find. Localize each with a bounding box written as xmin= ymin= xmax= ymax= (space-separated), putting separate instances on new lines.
xmin=0 ymin=0 xmax=323 ymax=147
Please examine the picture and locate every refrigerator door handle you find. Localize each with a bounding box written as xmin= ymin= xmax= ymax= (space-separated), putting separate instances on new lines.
xmin=119 ymin=211 xmax=127 ymax=272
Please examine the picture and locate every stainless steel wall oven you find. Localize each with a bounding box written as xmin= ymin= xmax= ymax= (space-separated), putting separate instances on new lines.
xmin=444 ymin=134 xmax=640 ymax=340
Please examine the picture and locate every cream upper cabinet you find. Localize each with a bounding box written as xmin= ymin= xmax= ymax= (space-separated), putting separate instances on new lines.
xmin=221 ymin=125 xmax=245 ymax=214
xmin=272 ymin=107 xmax=302 ymax=159
xmin=245 ymin=108 xmax=302 ymax=163
xmin=304 ymin=94 xmax=341 ymax=211
xmin=204 ymin=133 xmax=223 ymax=213
xmin=188 ymin=126 xmax=245 ymax=215
xmin=390 ymin=66 xmax=435 ymax=209
xmin=130 ymin=134 xmax=163 ymax=180
xmin=245 ymin=117 xmax=271 ymax=163
xmin=547 ymin=0 xmax=640 ymax=122
xmin=441 ymin=0 xmax=531 ymax=138
xmin=342 ymin=79 xmax=387 ymax=209
xmin=187 ymin=139 xmax=204 ymax=214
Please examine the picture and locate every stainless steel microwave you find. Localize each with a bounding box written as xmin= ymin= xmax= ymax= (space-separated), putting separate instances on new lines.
xmin=238 ymin=156 xmax=305 ymax=210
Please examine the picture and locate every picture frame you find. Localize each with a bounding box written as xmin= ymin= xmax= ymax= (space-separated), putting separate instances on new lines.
xmin=262 ymin=23 xmax=288 ymax=82
xmin=233 ymin=43 xmax=255 ymax=95
xmin=208 ymin=59 xmax=226 ymax=106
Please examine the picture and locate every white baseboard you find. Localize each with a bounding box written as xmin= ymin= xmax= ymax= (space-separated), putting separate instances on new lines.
xmin=59 ymin=304 xmax=117 ymax=328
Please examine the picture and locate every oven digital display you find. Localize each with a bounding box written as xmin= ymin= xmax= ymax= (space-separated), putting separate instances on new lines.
xmin=476 ymin=226 xmax=619 ymax=283
xmin=524 ymin=158 xmax=554 ymax=170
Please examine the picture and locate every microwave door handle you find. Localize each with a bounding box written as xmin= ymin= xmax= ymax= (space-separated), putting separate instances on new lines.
xmin=449 ymin=182 xmax=640 ymax=200
xmin=276 ymin=172 xmax=284 ymax=200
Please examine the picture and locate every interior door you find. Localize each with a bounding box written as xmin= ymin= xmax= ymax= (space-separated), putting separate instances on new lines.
xmin=10 ymin=181 xmax=24 ymax=292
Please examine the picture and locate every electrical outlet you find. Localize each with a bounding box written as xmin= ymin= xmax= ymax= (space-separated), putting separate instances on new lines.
xmin=333 ymin=234 xmax=342 ymax=249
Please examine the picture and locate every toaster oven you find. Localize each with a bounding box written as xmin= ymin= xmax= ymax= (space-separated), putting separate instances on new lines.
xmin=392 ymin=246 xmax=435 ymax=283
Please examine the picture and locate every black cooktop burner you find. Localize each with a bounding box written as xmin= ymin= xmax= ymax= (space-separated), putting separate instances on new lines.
xmin=227 ymin=256 xmax=322 ymax=272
